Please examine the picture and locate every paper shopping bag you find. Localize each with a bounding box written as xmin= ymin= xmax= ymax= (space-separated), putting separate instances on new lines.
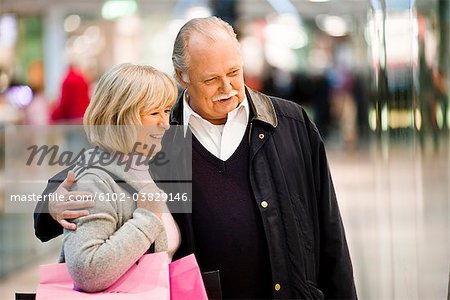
xmin=169 ymin=254 xmax=208 ymax=300
xmin=36 ymin=252 xmax=170 ymax=300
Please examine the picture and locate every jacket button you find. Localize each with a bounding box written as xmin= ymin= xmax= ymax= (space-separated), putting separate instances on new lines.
xmin=258 ymin=133 xmax=265 ymax=139
xmin=274 ymin=283 xmax=281 ymax=291
xmin=260 ymin=201 xmax=268 ymax=208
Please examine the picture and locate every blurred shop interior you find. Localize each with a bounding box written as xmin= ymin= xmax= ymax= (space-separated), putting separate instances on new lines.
xmin=0 ymin=0 xmax=449 ymax=299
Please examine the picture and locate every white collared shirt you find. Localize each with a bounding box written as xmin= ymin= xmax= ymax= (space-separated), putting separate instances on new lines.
xmin=183 ymin=91 xmax=250 ymax=161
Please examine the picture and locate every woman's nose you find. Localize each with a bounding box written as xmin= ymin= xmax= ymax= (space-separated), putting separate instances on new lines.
xmin=158 ymin=114 xmax=170 ymax=130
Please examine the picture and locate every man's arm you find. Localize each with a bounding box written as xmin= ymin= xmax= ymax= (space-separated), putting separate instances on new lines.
xmin=302 ymin=108 xmax=357 ymax=299
xmin=315 ymin=139 xmax=357 ymax=299
xmin=34 ymin=166 xmax=94 ymax=242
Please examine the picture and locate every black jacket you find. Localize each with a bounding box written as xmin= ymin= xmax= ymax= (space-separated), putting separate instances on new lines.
xmin=34 ymin=87 xmax=357 ymax=299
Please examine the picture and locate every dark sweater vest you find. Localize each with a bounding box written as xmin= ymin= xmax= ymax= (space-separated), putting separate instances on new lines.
xmin=191 ymin=128 xmax=273 ymax=299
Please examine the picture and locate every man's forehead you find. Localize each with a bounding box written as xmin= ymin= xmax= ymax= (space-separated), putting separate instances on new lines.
xmin=187 ymin=29 xmax=234 ymax=49
xmin=198 ymin=64 xmax=241 ymax=77
xmin=187 ymin=53 xmax=242 ymax=76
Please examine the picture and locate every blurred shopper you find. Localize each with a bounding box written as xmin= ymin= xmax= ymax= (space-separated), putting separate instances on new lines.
xmin=25 ymin=61 xmax=49 ymax=126
xmin=328 ymin=67 xmax=358 ymax=149
xmin=25 ymin=89 xmax=49 ymax=126
xmin=34 ymin=17 xmax=357 ymax=299
xmin=311 ymin=74 xmax=332 ymax=138
xmin=50 ymin=64 xmax=90 ymax=124
xmin=51 ymin=64 xmax=91 ymax=151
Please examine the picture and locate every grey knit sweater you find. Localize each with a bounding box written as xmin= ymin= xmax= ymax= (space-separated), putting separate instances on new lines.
xmin=60 ymin=148 xmax=170 ymax=292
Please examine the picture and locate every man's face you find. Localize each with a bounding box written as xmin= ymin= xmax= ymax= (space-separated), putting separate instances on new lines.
xmin=180 ymin=30 xmax=245 ymax=125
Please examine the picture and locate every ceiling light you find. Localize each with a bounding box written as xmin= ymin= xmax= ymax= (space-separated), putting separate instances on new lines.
xmin=64 ymin=14 xmax=80 ymax=32
xmin=0 ymin=15 xmax=17 ymax=46
xmin=315 ymin=15 xmax=349 ymax=37
xmin=102 ymin=0 xmax=137 ymax=20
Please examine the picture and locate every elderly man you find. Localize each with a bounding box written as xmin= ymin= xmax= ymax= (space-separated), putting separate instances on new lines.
xmin=34 ymin=17 xmax=357 ymax=299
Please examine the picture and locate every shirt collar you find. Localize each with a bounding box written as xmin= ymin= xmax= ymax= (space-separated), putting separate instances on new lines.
xmin=182 ymin=90 xmax=250 ymax=134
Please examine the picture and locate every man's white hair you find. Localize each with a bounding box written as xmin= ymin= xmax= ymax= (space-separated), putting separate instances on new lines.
xmin=172 ymin=16 xmax=239 ymax=84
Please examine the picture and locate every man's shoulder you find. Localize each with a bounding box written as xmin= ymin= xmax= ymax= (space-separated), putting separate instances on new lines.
xmin=266 ymin=94 xmax=307 ymax=124
xmin=248 ymin=88 xmax=306 ymax=123
xmin=48 ymin=165 xmax=76 ymax=183
xmin=257 ymin=91 xmax=320 ymax=138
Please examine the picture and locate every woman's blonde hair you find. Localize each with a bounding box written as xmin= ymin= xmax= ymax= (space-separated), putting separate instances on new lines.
xmin=83 ymin=63 xmax=177 ymax=153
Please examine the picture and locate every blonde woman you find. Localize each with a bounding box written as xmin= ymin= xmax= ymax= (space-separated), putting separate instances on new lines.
xmin=61 ymin=63 xmax=180 ymax=292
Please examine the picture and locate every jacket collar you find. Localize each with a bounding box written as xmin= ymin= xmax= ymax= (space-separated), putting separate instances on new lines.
xmin=246 ymin=87 xmax=278 ymax=128
xmin=170 ymin=86 xmax=278 ymax=128
xmin=169 ymin=87 xmax=183 ymax=125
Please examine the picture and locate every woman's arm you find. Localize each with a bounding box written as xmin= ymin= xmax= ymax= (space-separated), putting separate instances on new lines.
xmin=63 ymin=173 xmax=165 ymax=292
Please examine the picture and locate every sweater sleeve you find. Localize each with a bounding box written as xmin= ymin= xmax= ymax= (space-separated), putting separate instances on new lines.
xmin=62 ymin=173 xmax=164 ymax=292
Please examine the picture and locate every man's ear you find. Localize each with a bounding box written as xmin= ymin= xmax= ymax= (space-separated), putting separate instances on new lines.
xmin=175 ymin=69 xmax=189 ymax=88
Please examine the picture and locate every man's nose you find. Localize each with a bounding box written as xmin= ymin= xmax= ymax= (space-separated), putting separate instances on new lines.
xmin=220 ymin=77 xmax=232 ymax=94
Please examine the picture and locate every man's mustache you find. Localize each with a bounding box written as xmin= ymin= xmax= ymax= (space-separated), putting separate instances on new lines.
xmin=212 ymin=90 xmax=238 ymax=101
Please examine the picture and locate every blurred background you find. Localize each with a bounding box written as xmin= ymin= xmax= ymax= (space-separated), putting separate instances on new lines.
xmin=0 ymin=0 xmax=449 ymax=299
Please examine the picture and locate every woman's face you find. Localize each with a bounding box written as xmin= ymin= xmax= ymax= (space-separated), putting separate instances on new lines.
xmin=135 ymin=104 xmax=172 ymax=156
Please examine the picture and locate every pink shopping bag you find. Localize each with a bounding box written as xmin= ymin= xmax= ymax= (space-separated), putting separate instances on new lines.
xmin=169 ymin=254 xmax=208 ymax=300
xmin=36 ymin=252 xmax=170 ymax=300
